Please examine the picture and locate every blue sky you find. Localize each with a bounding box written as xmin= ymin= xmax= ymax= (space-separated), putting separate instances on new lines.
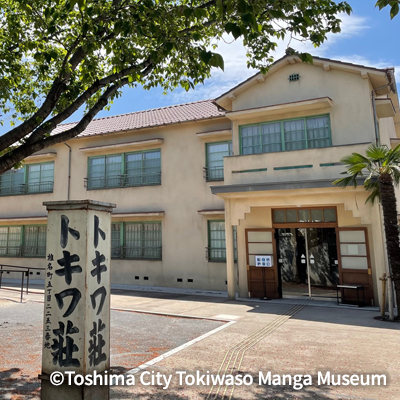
xmin=1 ymin=0 xmax=399 ymax=134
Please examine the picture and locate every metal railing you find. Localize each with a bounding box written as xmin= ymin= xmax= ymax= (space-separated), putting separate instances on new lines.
xmin=84 ymin=173 xmax=162 ymax=190
xmin=0 ymin=264 xmax=45 ymax=302
xmin=0 ymin=181 xmax=54 ymax=196
xmin=203 ymin=167 xmax=224 ymax=182
xmin=111 ymin=246 xmax=162 ymax=260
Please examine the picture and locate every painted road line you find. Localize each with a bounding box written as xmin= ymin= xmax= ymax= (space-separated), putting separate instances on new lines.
xmin=117 ymin=320 xmax=237 ymax=383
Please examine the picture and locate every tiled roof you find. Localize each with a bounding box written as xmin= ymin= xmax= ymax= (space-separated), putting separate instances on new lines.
xmin=53 ymin=99 xmax=225 ymax=138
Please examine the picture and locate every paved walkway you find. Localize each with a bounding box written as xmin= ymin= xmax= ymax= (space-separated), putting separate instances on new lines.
xmin=1 ymin=285 xmax=399 ymax=399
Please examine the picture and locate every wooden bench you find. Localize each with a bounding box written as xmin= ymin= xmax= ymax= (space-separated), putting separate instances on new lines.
xmin=337 ymin=284 xmax=365 ymax=307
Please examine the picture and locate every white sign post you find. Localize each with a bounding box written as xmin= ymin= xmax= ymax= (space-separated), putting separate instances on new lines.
xmin=40 ymin=200 xmax=115 ymax=400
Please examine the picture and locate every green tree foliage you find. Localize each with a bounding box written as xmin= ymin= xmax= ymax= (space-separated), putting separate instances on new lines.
xmin=333 ymin=144 xmax=400 ymax=314
xmin=0 ymin=0 xmax=351 ymax=173
xmin=376 ymin=0 xmax=400 ymax=19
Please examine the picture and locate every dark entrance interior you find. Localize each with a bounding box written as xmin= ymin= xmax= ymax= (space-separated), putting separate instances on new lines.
xmin=276 ymin=227 xmax=339 ymax=299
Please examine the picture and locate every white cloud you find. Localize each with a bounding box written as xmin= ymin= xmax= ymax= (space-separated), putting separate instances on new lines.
xmin=167 ymin=13 xmax=379 ymax=103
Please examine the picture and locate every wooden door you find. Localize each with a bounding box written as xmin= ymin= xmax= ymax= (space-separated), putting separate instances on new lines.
xmin=337 ymin=228 xmax=374 ymax=305
xmin=246 ymin=229 xmax=279 ymax=299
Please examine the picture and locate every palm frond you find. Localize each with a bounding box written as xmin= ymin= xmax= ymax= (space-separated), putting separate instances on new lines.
xmin=364 ymin=175 xmax=380 ymax=204
xmin=385 ymin=143 xmax=400 ymax=165
xmin=391 ymin=166 xmax=400 ymax=186
xmin=340 ymin=152 xmax=371 ymax=167
xmin=366 ymin=143 xmax=389 ymax=163
xmin=332 ymin=175 xmax=358 ymax=188
xmin=365 ymin=187 xmax=381 ymax=204
xmin=346 ymin=163 xmax=367 ymax=176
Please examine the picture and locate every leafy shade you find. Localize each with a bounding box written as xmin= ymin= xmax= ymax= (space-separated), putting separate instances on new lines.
xmin=376 ymin=0 xmax=400 ymax=19
xmin=333 ymin=143 xmax=400 ymax=204
xmin=0 ymin=0 xmax=352 ymax=174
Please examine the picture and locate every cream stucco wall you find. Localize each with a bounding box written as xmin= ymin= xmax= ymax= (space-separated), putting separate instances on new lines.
xmin=0 ymin=58 xmax=398 ymax=304
xmin=225 ymin=188 xmax=385 ymax=305
xmin=1 ymin=118 xmax=237 ymax=291
xmin=228 ymin=62 xmax=376 ymax=157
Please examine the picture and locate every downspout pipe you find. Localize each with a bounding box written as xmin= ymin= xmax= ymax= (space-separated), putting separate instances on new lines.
xmin=64 ymin=143 xmax=71 ymax=201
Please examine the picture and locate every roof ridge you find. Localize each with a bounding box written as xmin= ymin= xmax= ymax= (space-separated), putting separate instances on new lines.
xmin=58 ymin=98 xmax=214 ymax=126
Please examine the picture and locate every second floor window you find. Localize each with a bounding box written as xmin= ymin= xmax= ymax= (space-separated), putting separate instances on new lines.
xmin=240 ymin=115 xmax=331 ymax=155
xmin=111 ymin=222 xmax=162 ymax=260
xmin=205 ymin=142 xmax=232 ymax=181
xmin=0 ymin=162 xmax=54 ymax=196
xmin=87 ymin=150 xmax=161 ymax=190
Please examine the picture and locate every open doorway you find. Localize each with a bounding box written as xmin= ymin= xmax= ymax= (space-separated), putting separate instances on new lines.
xmin=276 ymin=227 xmax=339 ymax=300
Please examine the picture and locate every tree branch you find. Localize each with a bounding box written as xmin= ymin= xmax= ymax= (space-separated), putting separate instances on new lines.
xmin=27 ymin=58 xmax=154 ymax=145
xmin=0 ymin=79 xmax=128 ymax=174
xmin=0 ymin=59 xmax=155 ymax=174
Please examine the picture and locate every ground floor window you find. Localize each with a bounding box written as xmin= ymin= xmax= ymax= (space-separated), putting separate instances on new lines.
xmin=207 ymin=220 xmax=237 ymax=262
xmin=111 ymin=222 xmax=162 ymax=260
xmin=0 ymin=225 xmax=47 ymax=257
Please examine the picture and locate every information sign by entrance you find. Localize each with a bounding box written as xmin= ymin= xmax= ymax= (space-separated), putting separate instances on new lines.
xmin=255 ymin=255 xmax=273 ymax=267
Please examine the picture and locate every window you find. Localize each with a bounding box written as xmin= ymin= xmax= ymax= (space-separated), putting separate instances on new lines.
xmin=273 ymin=208 xmax=337 ymax=224
xmin=0 ymin=227 xmax=22 ymax=256
xmin=205 ymin=142 xmax=232 ymax=181
xmin=111 ymin=223 xmax=122 ymax=258
xmin=87 ymin=150 xmax=161 ymax=190
xmin=0 ymin=225 xmax=47 ymax=257
xmin=111 ymin=222 xmax=162 ymax=260
xmin=22 ymin=226 xmax=47 ymax=257
xmin=240 ymin=115 xmax=331 ymax=155
xmin=207 ymin=221 xmax=237 ymax=262
xmin=88 ymin=155 xmax=122 ymax=189
xmin=0 ymin=162 xmax=54 ymax=196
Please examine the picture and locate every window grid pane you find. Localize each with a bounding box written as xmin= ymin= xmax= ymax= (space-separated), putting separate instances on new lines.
xmin=209 ymin=221 xmax=226 ymax=261
xmin=284 ymin=120 xmax=306 ymax=151
xmin=240 ymin=115 xmax=331 ymax=154
xmin=273 ymin=208 xmax=337 ymax=223
xmin=241 ymin=126 xmax=261 ymax=155
xmin=0 ymin=169 xmax=25 ymax=196
xmin=88 ymin=150 xmax=161 ymax=189
xmin=27 ymin=163 xmax=54 ymax=193
xmin=111 ymin=223 xmax=121 ymax=258
xmin=124 ymin=222 xmax=162 ymax=260
xmin=22 ymin=226 xmax=47 ymax=257
xmin=0 ymin=163 xmax=53 ymax=196
xmin=306 ymin=116 xmax=331 ymax=148
xmin=206 ymin=142 xmax=232 ymax=181
xmin=261 ymin=122 xmax=282 ymax=153
xmin=0 ymin=226 xmax=22 ymax=256
xmin=208 ymin=221 xmax=237 ymax=262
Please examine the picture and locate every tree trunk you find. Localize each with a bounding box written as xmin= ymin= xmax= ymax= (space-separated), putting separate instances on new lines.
xmin=379 ymin=173 xmax=400 ymax=314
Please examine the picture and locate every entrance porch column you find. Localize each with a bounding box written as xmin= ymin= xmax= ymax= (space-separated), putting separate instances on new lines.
xmin=225 ymin=199 xmax=236 ymax=300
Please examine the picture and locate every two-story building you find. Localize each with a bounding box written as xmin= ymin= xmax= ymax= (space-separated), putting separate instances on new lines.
xmin=1 ymin=55 xmax=399 ymax=307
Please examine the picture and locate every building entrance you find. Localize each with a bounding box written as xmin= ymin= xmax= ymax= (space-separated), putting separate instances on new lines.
xmin=276 ymin=227 xmax=339 ymax=300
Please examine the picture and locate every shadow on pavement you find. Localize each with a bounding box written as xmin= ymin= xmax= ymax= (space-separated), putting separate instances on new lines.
xmin=0 ymin=367 xmax=40 ymax=398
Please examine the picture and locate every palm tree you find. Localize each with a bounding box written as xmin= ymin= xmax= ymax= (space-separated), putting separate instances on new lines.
xmin=333 ymin=143 xmax=400 ymax=314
